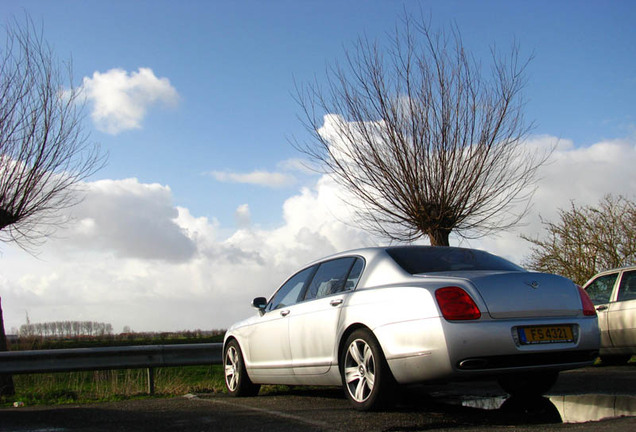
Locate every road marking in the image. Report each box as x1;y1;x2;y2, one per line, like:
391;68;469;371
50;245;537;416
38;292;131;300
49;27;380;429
184;394;338;431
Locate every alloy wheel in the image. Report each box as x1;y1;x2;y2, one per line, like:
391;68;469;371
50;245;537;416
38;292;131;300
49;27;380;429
225;345;239;392
344;338;376;403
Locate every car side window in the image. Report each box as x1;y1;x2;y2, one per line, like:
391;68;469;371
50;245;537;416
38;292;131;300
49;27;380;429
303;257;357;301
345;258;364;291
585;273;619;305
267;266;316;311
617;270;636;302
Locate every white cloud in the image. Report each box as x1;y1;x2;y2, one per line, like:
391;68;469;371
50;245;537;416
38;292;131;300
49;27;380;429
1;135;634;333
210;169;296;188
277;158;317;175
81;68;179;134
63;178;196;262
534;136;636;210
0;173;374;333
234;204;251;228
467;136;636;264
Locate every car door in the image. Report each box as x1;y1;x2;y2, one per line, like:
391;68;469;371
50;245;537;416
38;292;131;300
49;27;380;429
584;272;620;348
245;265;316;379
607;270;636;349
289;257;364;376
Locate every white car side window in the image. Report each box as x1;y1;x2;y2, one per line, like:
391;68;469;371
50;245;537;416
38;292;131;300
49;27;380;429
617;271;636;302
586;273;619;305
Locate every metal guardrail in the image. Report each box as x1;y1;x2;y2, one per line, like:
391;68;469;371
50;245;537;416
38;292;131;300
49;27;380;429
0;343;223;394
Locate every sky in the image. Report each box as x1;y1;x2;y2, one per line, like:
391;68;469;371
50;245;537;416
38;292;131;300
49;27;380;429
0;0;635;334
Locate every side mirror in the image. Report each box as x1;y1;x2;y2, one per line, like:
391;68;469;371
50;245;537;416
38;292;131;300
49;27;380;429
251;297;267;314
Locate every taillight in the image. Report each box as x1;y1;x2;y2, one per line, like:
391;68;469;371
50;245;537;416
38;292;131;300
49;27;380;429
578;286;597;316
435;287;481;320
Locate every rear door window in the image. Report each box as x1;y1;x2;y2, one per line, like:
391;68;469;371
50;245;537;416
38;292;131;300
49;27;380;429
345;258;364;291
585;273;619;305
617;271;636;302
302;257;361;301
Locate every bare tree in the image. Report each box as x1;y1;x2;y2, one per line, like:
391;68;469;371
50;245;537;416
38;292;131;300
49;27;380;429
0;18;104;246
295;15;547;246
0;17;105;395
523;195;636;285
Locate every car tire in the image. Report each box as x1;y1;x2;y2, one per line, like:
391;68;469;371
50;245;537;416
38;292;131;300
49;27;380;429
224;339;260;397
340;328;396;411
600;355;632;365
497;371;559;397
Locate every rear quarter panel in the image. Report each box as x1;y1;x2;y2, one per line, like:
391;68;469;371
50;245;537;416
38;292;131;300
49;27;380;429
339;284;454;382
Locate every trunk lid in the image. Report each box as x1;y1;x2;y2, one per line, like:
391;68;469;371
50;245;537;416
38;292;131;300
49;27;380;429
420;271;582;319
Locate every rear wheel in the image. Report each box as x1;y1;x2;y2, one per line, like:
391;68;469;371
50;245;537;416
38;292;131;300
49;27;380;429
224;340;260;397
340;329;395;411
497;371;559;396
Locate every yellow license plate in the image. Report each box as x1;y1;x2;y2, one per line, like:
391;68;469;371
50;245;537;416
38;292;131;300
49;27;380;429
518;325;574;344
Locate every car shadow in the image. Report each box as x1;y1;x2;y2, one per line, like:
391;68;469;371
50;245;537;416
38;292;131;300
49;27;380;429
258;383;564;425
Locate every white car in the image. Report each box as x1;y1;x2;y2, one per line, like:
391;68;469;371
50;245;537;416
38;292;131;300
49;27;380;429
583;266;636;364
224;246;600;410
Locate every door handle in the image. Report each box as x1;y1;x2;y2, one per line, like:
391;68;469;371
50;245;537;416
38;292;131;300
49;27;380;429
280;310;290;317
596;305;608;311
330;299;343;307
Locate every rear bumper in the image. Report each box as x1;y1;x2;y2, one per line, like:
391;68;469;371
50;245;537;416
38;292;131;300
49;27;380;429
376;316;600;384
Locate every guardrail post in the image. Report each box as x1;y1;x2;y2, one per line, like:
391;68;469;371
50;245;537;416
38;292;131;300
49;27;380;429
147;367;155;395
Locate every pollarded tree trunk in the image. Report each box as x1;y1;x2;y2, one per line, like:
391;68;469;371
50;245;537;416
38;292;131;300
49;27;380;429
0;298;15;396
428;229;451;247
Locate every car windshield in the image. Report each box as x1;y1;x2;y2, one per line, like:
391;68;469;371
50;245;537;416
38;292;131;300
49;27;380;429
386;246;524;274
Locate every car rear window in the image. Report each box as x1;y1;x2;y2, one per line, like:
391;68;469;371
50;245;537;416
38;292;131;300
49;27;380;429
386;246;524;274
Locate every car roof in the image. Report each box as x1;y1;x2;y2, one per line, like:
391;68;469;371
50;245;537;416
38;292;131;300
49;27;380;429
313;245;484;258
304;245;486;266
590;265;636;276
583;265;636;286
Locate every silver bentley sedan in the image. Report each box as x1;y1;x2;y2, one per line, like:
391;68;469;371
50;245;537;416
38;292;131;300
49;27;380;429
223;246;600;411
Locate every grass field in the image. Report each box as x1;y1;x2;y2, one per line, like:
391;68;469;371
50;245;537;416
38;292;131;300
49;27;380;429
1;365;227;407
1;333;228;407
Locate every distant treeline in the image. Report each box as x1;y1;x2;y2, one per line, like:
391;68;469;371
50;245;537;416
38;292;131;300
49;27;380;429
10;327;226;350
117;329;225;340
19;321;114;338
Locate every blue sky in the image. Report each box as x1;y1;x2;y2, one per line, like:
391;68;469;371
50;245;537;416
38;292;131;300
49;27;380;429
1;1;635;332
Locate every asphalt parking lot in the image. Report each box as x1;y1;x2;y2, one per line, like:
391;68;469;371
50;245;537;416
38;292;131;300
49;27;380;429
1;365;634;432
